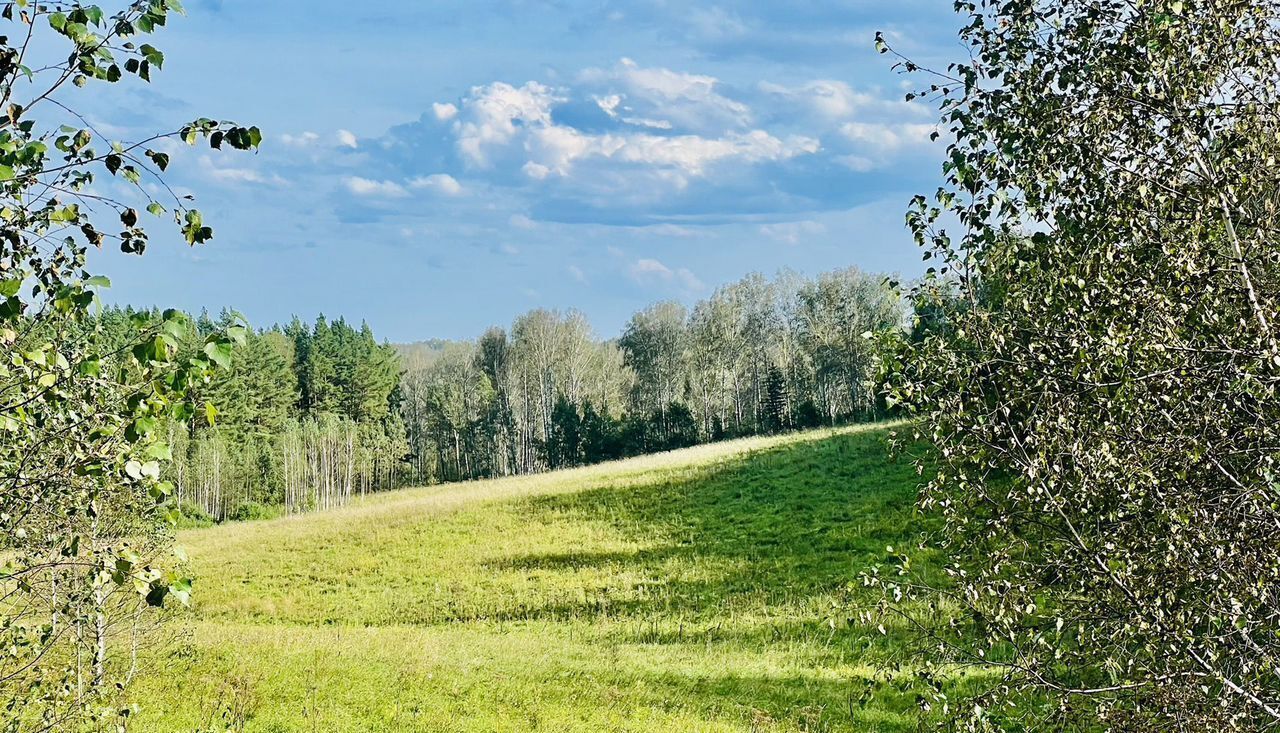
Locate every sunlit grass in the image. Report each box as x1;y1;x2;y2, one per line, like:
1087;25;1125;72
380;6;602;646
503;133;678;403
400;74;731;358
129;422;941;732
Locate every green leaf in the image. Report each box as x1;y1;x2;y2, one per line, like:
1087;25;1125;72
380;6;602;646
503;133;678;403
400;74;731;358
145;442;172;461
139;43;164;68
168;577;193;607
49;204;79;223
203;340;232;369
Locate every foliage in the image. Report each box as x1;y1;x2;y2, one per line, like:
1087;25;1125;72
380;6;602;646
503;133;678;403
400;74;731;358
0;1;257;727
874;0;1280;730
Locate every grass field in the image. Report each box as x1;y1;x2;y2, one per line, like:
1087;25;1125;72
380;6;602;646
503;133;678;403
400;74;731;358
129;423;933;733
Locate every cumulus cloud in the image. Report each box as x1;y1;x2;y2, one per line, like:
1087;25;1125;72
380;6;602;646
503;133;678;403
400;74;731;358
409;173;464;196
432;102;458;121
443;71;816;182
344;176;408;198
365;58;941;225
580;57;751;132
454;81;559;167
336;129;359;149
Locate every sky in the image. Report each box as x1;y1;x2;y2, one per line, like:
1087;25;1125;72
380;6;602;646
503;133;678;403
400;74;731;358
77;1;961;342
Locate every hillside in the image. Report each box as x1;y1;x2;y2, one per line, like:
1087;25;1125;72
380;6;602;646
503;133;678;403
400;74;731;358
129;423;928;733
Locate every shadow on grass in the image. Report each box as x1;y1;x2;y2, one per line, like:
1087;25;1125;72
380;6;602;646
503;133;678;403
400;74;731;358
476;426;944;729
487;427;929;631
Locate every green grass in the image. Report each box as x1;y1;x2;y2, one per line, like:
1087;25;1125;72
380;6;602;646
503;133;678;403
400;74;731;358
129;423;933;732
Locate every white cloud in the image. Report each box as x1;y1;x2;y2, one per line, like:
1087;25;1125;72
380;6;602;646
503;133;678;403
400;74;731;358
337;129;359;149
834;121;936;152
523;125;815;178
198;156;287;186
630;257;672;279
581;58;751;132
454;81;560;167
344;176;408;198
610;130;816;173
628;257;704;292
522;161;552;180
281;131;320;147
760;80;932;123
432;102;458;121
409;173;463;196
397;60;940;224
567;264;587;283
595;94;622;116
509;213;537;229
437;62;819;185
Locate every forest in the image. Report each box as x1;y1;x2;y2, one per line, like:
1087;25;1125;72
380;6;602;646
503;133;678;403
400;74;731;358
107;266;901;521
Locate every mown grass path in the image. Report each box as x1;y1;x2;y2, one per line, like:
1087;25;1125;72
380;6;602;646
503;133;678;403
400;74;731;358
131;423;926;732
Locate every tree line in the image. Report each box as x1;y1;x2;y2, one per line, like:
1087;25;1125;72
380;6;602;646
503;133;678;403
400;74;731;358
88;266;900;520
400;267;903;483
92;309;406;521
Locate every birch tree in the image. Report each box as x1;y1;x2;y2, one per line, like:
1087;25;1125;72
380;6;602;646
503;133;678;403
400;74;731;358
0;2;257;727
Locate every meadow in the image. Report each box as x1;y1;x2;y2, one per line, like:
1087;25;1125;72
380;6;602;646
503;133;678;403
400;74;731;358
129;423;937;732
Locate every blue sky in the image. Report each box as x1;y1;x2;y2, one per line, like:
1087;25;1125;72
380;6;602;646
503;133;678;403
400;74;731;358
82;1;959;342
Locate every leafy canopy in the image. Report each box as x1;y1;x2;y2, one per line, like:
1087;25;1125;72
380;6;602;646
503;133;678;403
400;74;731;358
873;0;1280;730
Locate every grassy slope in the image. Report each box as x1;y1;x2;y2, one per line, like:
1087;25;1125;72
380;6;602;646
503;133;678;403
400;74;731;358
131;423;927;733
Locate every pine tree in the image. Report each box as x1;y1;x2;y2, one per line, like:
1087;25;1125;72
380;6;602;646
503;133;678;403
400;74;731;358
547;395;583;468
761;364;789;434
